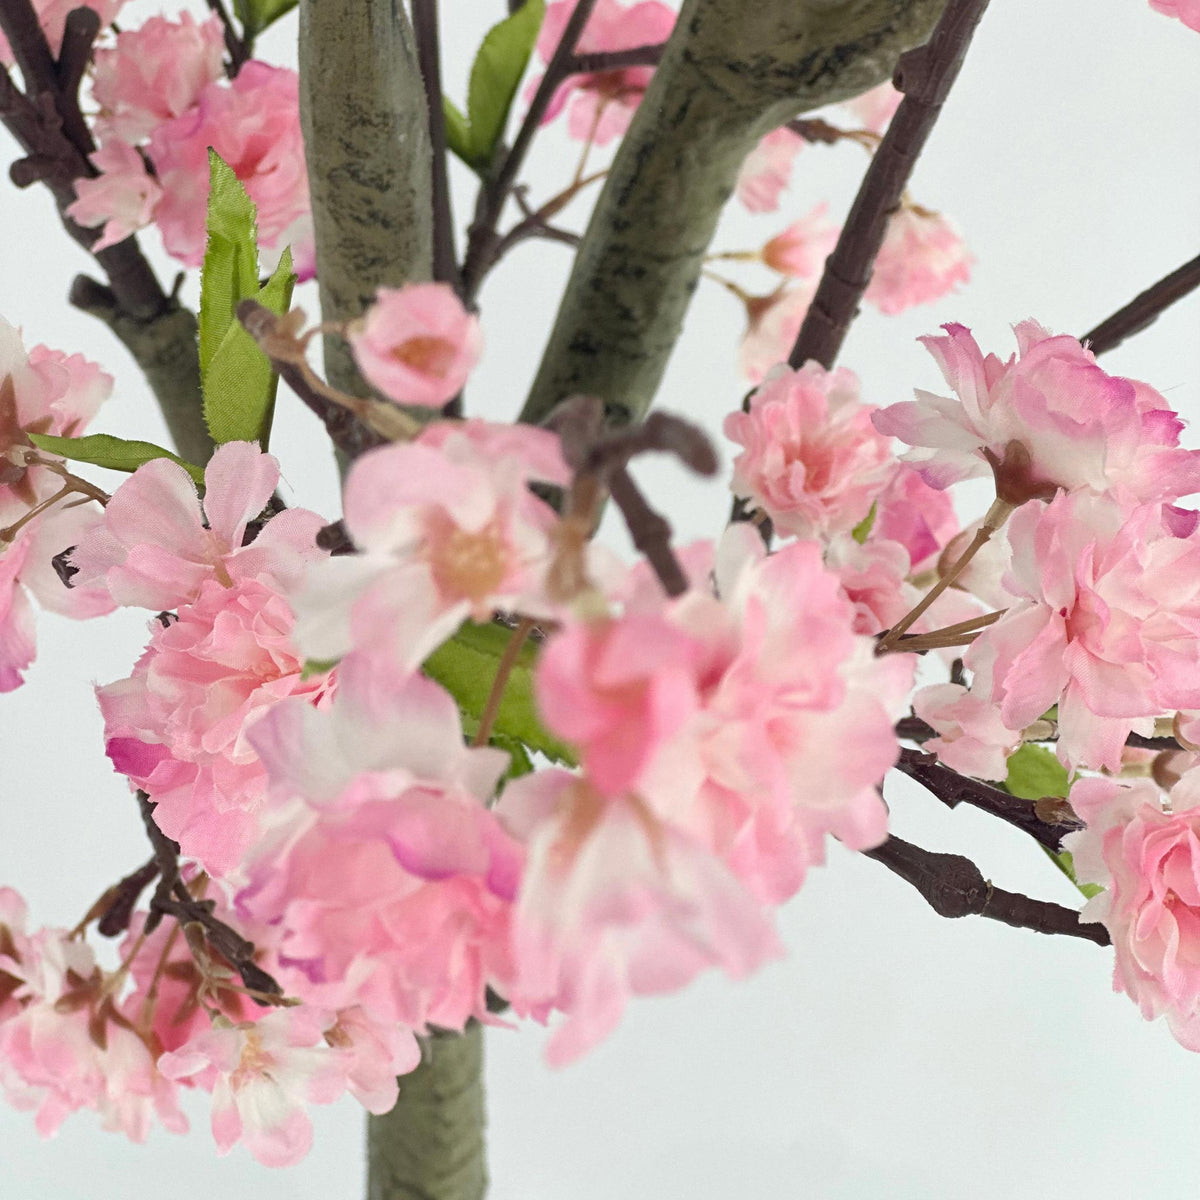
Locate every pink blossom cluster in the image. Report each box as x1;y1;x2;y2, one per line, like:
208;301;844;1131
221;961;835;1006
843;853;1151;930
66;16;312;274
1149;0;1200;33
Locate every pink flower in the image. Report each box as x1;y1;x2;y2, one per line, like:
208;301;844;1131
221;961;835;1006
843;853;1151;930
869;462;960;574
98;573;333;877
724;362;892;539
1066;769;1200;1049
147;62;312;277
760;204;839;278
842;82;902;133
66;140;163;253
533;0;677;146
71;440;327;611
735;127;803;213
239;659;520;1033
912;683;1023;780
290;420;569;671
158;1010;347;1167
873;320;1200;503
497;770;782;1066
347;284;482;408
966;493;1200;771
863;206;972;316
737;285;813;383
1149;0;1200;32
824;534;911;636
91;13;225;141
0;0;124;66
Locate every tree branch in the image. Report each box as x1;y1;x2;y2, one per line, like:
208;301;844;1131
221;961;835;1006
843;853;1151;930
298;0;433;401
204;0;251;74
520;0;950;431
565;42;664;74
411;0;458;290
863;835;1110;946
789;0;991;372
1081;251;1200;358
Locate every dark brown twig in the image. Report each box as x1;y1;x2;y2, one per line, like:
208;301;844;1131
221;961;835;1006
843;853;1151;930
863;835;1110;946
565;42;664;74
461;0;599;302
608;467;689;597
788;0;991;371
1081;252;1200;358
95;857;160;938
204;0;251;74
411;0;458;291
894;747;1078;852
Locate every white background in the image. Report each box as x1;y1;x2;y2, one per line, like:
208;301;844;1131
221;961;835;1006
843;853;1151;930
1;1;1199;1197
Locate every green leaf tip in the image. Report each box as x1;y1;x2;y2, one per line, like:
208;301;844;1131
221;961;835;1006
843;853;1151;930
28;433;206;487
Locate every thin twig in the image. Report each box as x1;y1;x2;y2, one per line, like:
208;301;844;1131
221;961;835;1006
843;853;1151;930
788;0;992;371
863;835;1109;945
565;42;664;74
411;0;458;290
608;467;689;597
204;0;250;74
473;618;535;747
461;0;600;302
893;747;1078;852
1081;251;1200;358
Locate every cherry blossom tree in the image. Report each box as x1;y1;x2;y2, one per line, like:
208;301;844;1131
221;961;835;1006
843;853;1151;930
0;1;1199;1198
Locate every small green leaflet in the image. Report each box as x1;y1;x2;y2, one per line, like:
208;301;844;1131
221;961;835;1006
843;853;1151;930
233;0;296;39
27;433;206;487
198;152;294;449
422;620;578;768
851;502;877;545
1003;742;1068;801
446;0;545;170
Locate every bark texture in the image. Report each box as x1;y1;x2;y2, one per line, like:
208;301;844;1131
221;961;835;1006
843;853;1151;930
298;0;434;397
521;0;949;428
366;1026;487;1200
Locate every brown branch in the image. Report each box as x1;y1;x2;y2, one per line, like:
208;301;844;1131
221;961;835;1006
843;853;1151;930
411;0;457;291
204;0;250;74
894;747;1078;852
95;857;160;938
460;0;599;302
608;467;688;597
788;0;992;371
1081;251;1200;358
565;42;664;74
863;835;1110;946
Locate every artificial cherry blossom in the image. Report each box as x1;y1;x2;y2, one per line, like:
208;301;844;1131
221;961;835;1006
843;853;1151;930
862;204;972;316
67;139;163;252
1149;0;1200;32
735;127;803;213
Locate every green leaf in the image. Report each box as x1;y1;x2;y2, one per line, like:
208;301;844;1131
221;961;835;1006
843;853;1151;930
422;620;577;767
28;433;206;487
1043;846;1105;901
233;0;297;38
202;248;295;448
198;151;259;381
1003;742;1069;801
442;97;477;169
851;502;877;545
300;657;340;682
466;0;545;167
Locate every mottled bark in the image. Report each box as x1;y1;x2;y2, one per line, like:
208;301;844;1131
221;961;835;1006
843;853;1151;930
298;0;433;398
367;1026;487;1200
521;0;949;428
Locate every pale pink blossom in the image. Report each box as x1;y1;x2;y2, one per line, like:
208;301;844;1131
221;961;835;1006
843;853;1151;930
0;0;124;66
1066;769;1200;1049
533;0;676;146
842;82;902;133
737;285;813;383
147;62;312;277
966;492;1200;772
724;362;892;539
66;139;163;252
869;462;960;574
736;127;803;213
912;683;1023;780
290;420;569;671
1149;0;1200;32
158;1010;346;1166
348;284;482;408
91;13;225;141
99;573;333;877
0;535;34;692
497;770;782;1065
863;206;972;316
239;658;519;1032
874;320;1200;503
824;534;910;636
323;1007;421;1115
72;439;327;611
761;204;839;278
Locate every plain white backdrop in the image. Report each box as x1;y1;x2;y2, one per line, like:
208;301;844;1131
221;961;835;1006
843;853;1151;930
1;1;1199;1196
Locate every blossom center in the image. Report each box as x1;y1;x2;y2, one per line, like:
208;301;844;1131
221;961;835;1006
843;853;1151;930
427;521;509;604
390;336;458;378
